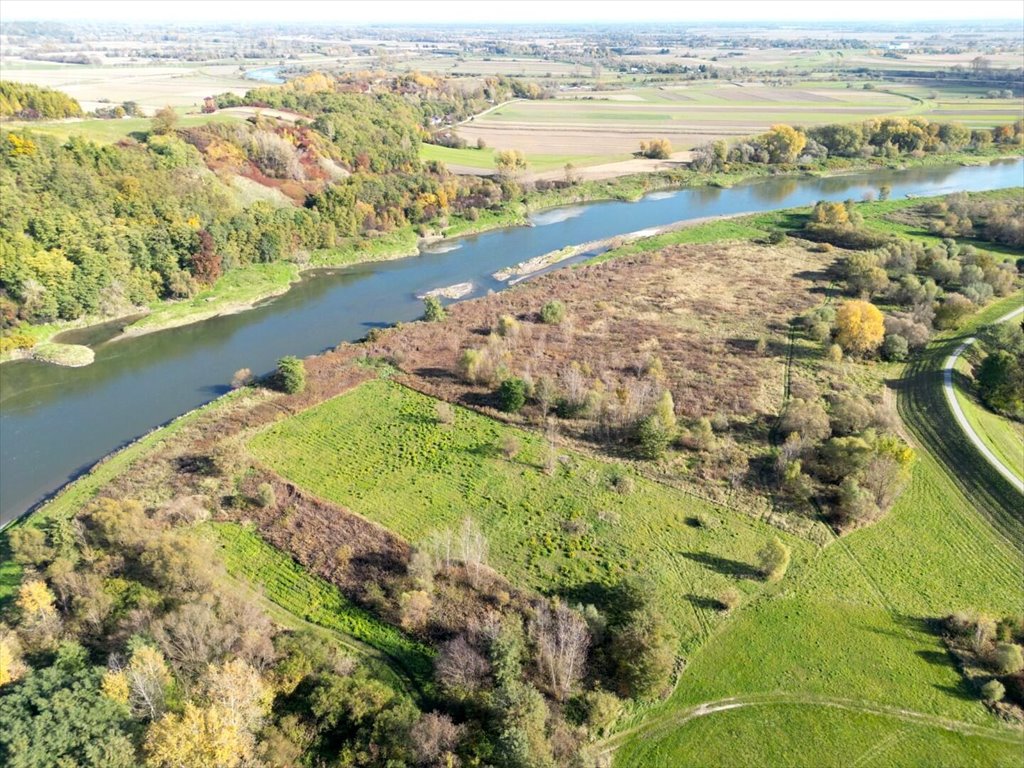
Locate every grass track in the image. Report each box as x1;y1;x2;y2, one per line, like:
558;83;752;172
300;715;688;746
612;699;1023;768
952;349;1024;487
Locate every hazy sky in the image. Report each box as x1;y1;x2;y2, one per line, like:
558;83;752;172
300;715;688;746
1;0;1022;24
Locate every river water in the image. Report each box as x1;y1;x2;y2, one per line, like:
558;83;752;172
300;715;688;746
1;159;1022;524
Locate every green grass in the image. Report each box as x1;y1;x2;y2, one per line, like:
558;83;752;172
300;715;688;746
419;142;627;172
615;703;1023;768
897;293;1024;549
249;379;809;650
9;112;245;144
953;356;1024;486
206;521;434;694
420;143;497;169
612;292;1024;766
124;262;300;335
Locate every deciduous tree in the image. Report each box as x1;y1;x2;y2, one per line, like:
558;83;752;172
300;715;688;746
834;300;885;356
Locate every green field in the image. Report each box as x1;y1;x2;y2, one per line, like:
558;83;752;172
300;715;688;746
419;142;626;172
610;292;1024;765
249;379;810;650
6;110;246;144
614;702;1024;767
207;521;434;694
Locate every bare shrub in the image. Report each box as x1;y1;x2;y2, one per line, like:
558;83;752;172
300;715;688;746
435;401;455;425
231;368;254;388
530;600;590;701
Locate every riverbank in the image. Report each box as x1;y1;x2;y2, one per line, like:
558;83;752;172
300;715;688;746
2;148;1019;367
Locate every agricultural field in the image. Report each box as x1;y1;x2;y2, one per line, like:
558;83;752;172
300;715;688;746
455;80;1023;156
3;108;247;143
249;378;810;652
0;61;255;112
419;142;628;173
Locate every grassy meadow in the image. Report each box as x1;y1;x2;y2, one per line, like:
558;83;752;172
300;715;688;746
249;378;810;651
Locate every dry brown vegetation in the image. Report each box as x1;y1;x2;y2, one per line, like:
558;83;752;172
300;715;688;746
374;240;832;434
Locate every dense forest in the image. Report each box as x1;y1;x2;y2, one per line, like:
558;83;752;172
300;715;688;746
0;75;521;339
0;81;82;120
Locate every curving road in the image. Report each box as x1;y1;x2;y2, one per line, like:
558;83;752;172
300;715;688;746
942;305;1024;495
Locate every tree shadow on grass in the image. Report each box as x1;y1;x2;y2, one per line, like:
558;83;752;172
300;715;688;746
916;649;954;667
556;580;646;625
934;679;977;702
686;594;725;611
412;366;460;383
681;551;761;579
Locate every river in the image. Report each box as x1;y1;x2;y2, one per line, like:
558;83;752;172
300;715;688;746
1;159;1022;524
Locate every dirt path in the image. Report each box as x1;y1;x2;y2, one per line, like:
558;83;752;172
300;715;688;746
942;305;1024;494
598;691;1023;757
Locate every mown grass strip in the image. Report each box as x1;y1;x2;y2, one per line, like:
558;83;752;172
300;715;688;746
206;521;435;694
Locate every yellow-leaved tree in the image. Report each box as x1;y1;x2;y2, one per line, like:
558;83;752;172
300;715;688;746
146;703;249;768
763;124;807;163
0;626;27;687
16;580;56;623
204;658;273;733
835;300;885;356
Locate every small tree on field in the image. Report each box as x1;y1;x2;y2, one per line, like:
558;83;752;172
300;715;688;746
497;378;527;413
274;356;306;394
497;314;520;337
757;538;791;582
639;138;672;159
435;401;455;425
540;300;566;325
495;149;527;178
500;435;521;460
718;587;741;612
981;679;1005;702
150;105;179;135
423;296;446;322
635;390;677;459
255;483;275;509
